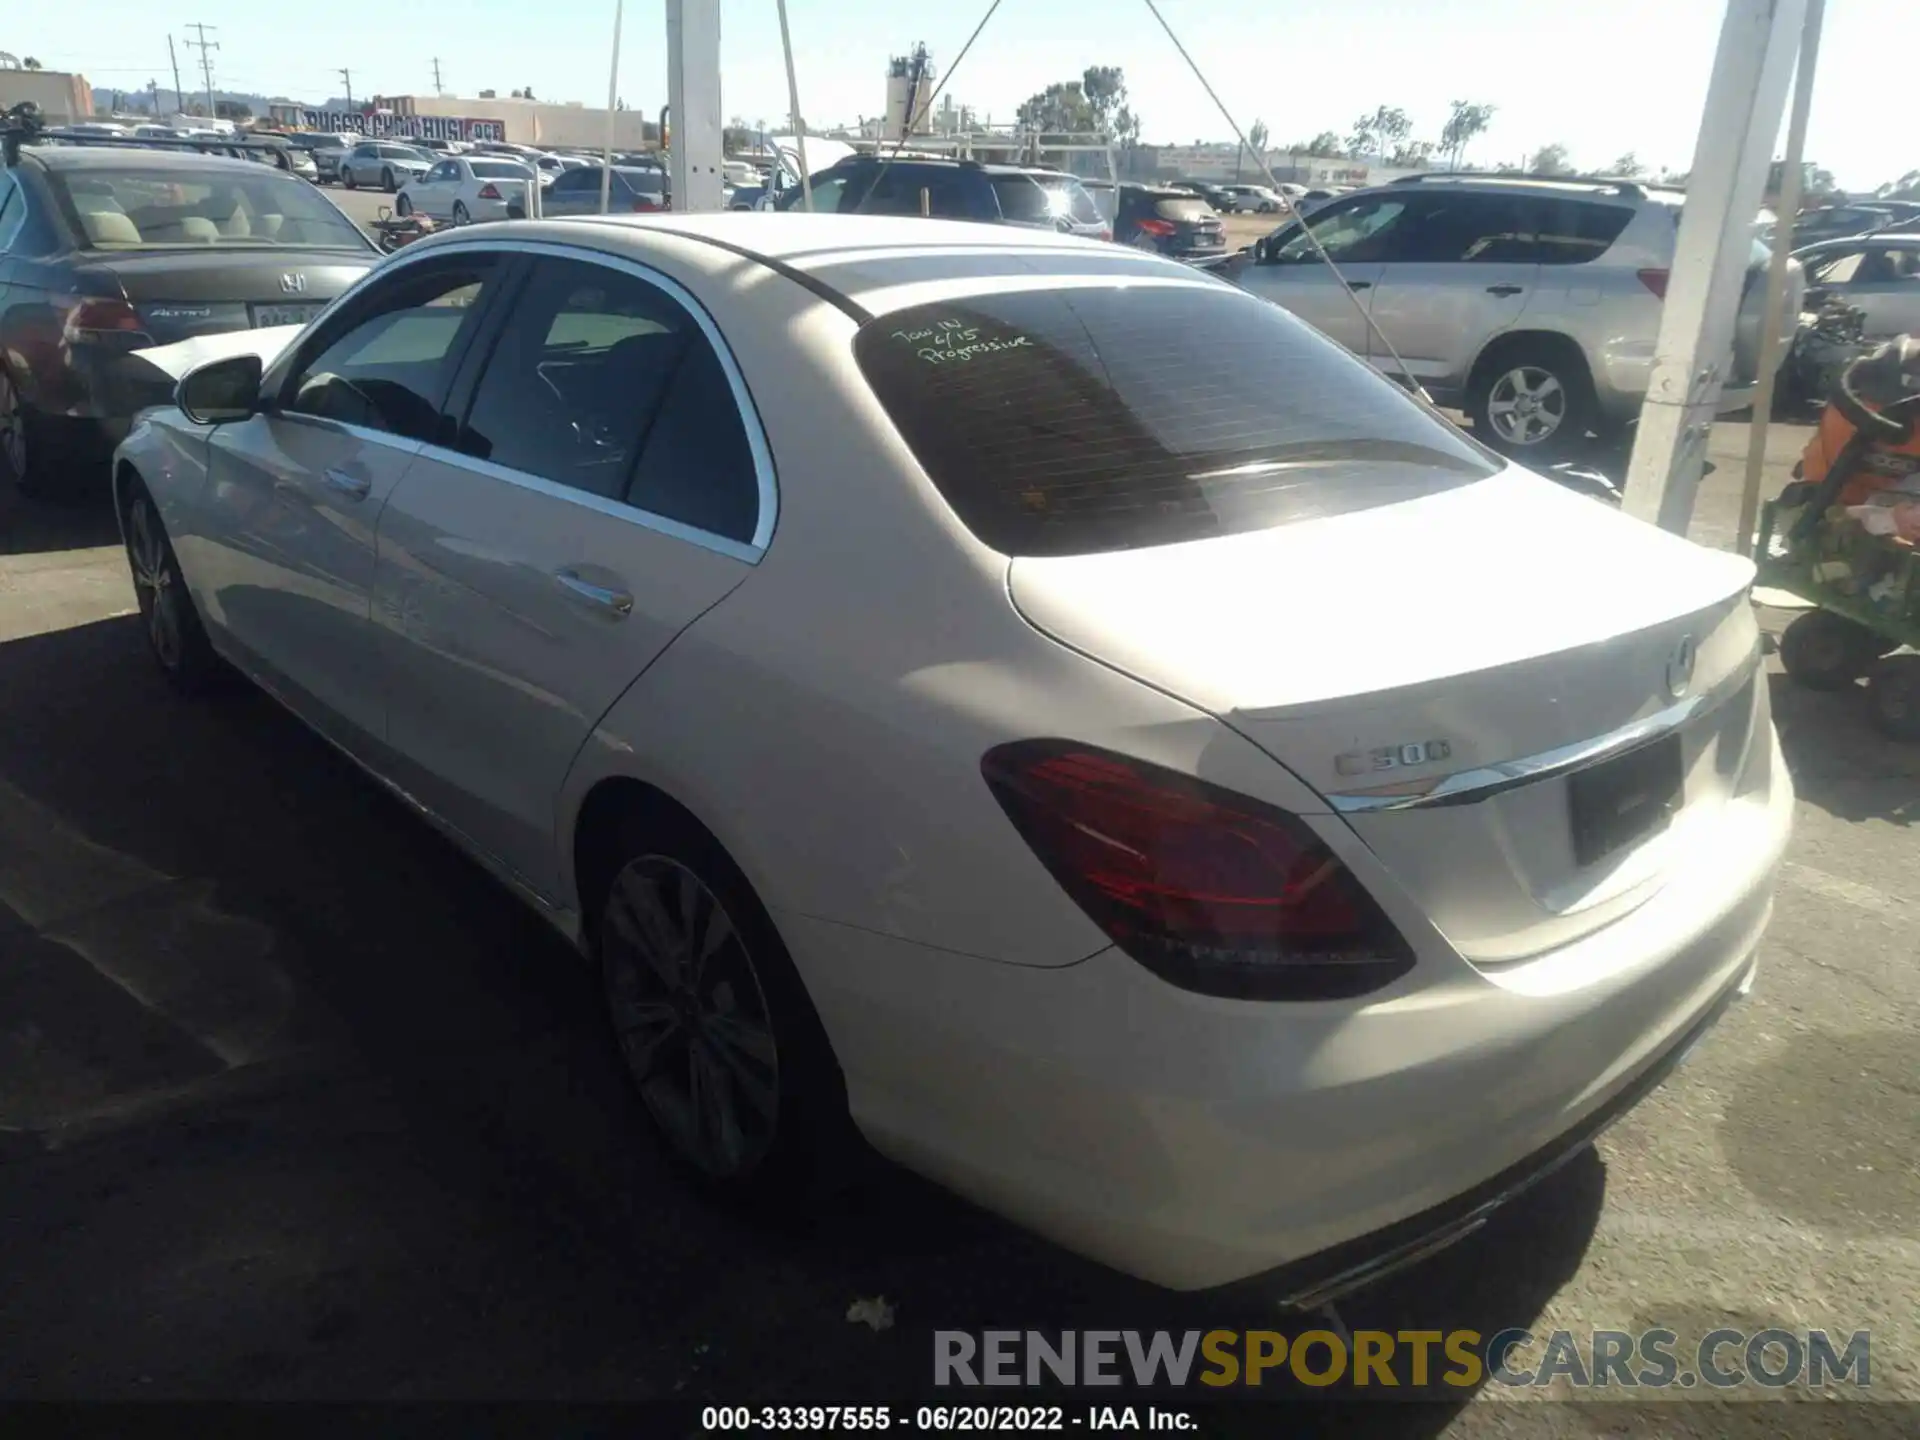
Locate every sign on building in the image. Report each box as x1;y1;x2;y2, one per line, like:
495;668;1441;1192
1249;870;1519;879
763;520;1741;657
273;107;506;142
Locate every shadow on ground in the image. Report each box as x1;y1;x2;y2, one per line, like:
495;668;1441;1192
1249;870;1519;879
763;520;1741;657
0;615;1603;1424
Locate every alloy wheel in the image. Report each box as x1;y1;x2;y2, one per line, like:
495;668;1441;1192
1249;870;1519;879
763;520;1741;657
602;855;781;1179
126;495;184;670
1485;366;1568;446
0;371;24;482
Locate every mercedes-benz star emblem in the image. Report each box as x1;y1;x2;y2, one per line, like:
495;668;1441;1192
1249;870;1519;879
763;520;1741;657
279;273;308;295
1665;634;1697;701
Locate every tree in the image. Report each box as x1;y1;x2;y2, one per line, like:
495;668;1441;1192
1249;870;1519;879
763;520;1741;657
1609;152;1645;178
1528;142;1572;175
1018;80;1093;134
1297;129;1345;158
1391;139;1435;168
1239;117;1269;180
23;57;42;70
1439;101;1495;170
1349;105;1411;160
1078;65;1139;145
522;85;535;101
478;88;497;99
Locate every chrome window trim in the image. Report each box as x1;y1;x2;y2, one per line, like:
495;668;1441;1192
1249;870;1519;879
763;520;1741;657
1325;643;1762;815
344;234;778;555
267;411;425;462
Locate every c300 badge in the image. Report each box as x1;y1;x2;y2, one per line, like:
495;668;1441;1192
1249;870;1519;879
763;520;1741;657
1335;739;1454;777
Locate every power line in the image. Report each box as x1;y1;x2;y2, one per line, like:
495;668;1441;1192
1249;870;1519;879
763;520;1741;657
182;22;219;118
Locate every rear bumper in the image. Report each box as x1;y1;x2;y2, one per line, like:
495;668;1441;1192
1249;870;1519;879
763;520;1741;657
780;731;1791;1293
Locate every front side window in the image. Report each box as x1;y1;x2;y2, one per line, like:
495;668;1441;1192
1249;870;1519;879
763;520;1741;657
281;257;495;440
455;255;761;542
1270;195;1409;264
1808;249;1866;285
426;162;457;184
855;286;1497;558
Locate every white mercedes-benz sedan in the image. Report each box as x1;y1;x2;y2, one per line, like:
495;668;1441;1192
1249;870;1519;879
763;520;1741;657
112;214;1791;1299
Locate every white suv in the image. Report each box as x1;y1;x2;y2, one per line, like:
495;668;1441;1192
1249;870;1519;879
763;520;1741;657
1238;174;1802;457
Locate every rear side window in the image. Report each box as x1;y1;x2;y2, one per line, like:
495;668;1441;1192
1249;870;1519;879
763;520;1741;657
856;287;1498;558
989;175;1051;223
1530;199;1634;264
1035;177;1101;225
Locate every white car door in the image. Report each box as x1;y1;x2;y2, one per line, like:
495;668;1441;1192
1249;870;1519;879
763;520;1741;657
414;160;458;217
373;247;769;898
194;251;504;753
1236;192;1399;356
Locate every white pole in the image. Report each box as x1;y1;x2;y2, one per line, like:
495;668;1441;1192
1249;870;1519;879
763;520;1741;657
1736;0;1824;556
774;0;812;210
601;0;625;214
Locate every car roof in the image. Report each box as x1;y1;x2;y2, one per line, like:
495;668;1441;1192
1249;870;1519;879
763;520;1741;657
445;212;1223;320
22;144;277;174
1801;231;1920;248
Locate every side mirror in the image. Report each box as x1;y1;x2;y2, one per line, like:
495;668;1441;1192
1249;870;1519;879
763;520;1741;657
177;354;263;426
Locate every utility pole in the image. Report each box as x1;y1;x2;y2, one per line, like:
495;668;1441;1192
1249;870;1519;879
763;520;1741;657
183;22;219;119
338;68;353;110
167;36;185;115
432;57;443;96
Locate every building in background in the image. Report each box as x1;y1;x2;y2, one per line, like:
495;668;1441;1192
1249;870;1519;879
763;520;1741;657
272;93;651;150
883;46;935;143
0;66;94;127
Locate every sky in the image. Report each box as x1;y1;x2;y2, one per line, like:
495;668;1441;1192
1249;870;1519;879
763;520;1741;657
24;0;1915;191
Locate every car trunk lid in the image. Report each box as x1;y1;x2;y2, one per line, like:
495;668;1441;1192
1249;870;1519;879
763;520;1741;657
1007;467;1764;962
78;250;374;343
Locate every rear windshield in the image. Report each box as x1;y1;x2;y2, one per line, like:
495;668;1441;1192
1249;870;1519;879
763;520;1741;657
51;167;371;250
469;160;532;178
1033;175;1102;226
1154;195;1213;221
855;286;1498;558
989;174;1053;223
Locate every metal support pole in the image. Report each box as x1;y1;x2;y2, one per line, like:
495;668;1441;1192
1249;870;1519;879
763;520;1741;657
1736;0;1825;555
665;0;724;212
601;0;625;214
1621;0;1808;536
774;0;812;211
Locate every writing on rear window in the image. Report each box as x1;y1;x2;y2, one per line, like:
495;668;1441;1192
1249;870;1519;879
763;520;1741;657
890;318;1033;365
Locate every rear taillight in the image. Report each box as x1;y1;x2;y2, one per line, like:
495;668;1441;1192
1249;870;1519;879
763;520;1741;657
1136;217;1177;237
1097;226;1112;242
60;297;148;345
632;197;660;212
477;182;502;200
1637;268;1670;298
982;741;1414;1000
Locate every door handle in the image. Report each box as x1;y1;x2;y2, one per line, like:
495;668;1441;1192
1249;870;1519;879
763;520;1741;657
1486;283;1526;297
321;468;372;501
555;569;634;617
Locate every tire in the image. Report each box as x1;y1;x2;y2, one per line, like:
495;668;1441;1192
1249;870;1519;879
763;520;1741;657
592;805;850;1203
0;367;71;501
342;167;357;190
452;201;470;226
394;193;412;217
382;168;397;193
121;476;222;692
1867;654;1920;742
1778;609;1885;691
1468;343;1597;461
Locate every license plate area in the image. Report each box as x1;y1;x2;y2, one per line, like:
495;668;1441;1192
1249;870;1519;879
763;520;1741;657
1567;734;1683;868
251;302;324;328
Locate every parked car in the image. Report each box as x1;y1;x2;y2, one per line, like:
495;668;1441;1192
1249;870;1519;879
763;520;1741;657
281;131;353;183
397;155;538;225
1023;169;1111;240
1216;183;1295;214
537;164;670;217
1793;233;1920;341
0;144;377;499
338;140;434;192
1237;173;1804;458
114;212;1789;1299
1113;182;1229;265
773;155;1058;230
1784;203;1908;247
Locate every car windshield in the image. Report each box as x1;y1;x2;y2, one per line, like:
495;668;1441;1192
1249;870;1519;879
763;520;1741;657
53;167;372;250
855;286;1499;558
987;174;1053;224
469;159;532;178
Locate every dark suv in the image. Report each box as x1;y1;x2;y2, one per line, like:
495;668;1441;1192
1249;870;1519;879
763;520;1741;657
775;156;1061;230
1114;184;1228;266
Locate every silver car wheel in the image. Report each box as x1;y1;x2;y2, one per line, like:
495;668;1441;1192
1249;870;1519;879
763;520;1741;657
0;371;24;480
126;495;183;670
1485;366;1568;446
602;855;781;1179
